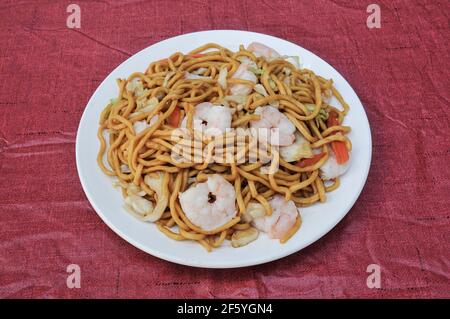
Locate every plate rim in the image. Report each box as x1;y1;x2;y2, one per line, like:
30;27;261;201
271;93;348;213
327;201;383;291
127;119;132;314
76;29;372;268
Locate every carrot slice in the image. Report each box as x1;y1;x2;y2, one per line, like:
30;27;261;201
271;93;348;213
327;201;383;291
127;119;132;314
295;153;325;168
167;107;181;127
331;141;349;164
327;111;340;127
327;110;349;164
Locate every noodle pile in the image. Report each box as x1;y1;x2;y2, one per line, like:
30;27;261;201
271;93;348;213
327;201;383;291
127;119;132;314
97;43;352;251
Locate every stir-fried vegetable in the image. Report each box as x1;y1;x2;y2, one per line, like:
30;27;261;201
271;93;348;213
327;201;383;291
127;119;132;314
280;132;313;162
295;153;325;168
327;111;349;164
168;107;181;127
218;67;228;89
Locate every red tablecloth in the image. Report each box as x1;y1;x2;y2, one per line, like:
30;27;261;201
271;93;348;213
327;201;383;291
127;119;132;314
1;0;449;298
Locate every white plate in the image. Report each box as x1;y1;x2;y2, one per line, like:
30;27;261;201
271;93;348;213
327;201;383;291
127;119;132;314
76;30;372;268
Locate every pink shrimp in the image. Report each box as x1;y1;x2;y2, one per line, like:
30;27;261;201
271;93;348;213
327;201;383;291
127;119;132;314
247;42;281;60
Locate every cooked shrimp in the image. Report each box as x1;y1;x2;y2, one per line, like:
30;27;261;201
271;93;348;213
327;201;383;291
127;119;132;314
181;102;234;136
247;42;280;60
320;147;350;180
179;174;237;231
252;195;298;239
230;63;257;96
250;105;296;146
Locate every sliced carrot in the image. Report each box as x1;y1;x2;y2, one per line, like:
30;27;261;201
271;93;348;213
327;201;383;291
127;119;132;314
327;110;340;127
167;107;181;127
331;141;349;164
326;110;349;164
295;153;325;168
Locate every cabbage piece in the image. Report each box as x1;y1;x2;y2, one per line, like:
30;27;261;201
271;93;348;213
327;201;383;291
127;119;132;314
133;120;150;134
304;103;315;113
268;79;277;90
163;71;175;87
269;100;280;108
143;172;169;222
192;67;208;75
231;228;259;248
242;202;266;223
279;132;312;162
109;97;119;105
280;55;301;69
253;84;268;97
126;79;147;97
315;108;329;128
184;72;211;80
224;95;247;105
120;164;131;173
218;67;228;89
124;194;154;217
237;56;261;74
248;66;264;75
113;180;146;197
236;56;251;64
304;103;328;127
131;97;159;119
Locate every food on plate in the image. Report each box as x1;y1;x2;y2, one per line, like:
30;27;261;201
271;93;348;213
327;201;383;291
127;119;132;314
97;42;352;251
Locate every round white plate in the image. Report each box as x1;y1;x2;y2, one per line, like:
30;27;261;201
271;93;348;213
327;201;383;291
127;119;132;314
76;30;372;268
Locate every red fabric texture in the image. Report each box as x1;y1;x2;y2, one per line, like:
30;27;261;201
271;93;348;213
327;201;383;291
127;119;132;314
0;0;449;298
